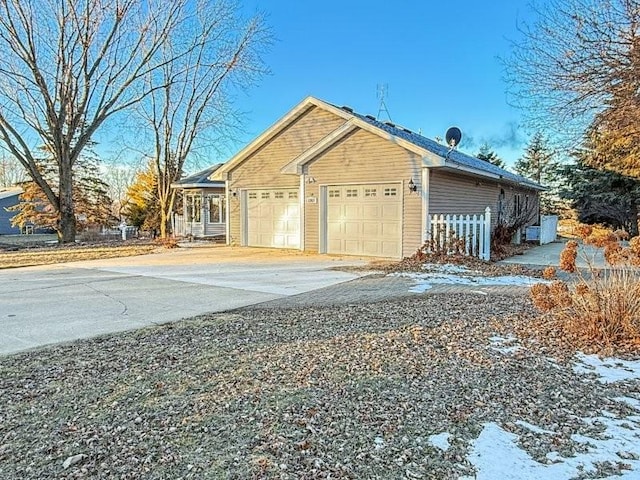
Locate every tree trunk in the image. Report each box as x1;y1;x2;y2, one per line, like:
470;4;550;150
160;208;170;239
629;204;639;237
58;161;76;243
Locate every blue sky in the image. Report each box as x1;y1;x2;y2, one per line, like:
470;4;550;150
230;0;536;169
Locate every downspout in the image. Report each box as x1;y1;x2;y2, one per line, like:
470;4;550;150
299;174;306;251
421;167;430;244
225;179;231;245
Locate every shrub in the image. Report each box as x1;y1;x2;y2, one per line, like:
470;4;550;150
530;229;640;354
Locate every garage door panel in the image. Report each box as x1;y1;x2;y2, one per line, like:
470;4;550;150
246;189;300;249
326;183;401;258
362;222;381;236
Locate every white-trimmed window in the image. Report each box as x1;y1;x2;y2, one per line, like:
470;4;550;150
186;194;202;223
384;187;398;197
514;193;522;215
207;195;226;224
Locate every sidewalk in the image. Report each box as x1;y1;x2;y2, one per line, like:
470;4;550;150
498;239;606;269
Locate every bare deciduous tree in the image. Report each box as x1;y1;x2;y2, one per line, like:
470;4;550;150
0;0;198;242
138;0;270;238
505;0;640;146
103;162;138;222
0;154;26;187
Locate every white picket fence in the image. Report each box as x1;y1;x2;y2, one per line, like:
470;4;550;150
426;207;492;261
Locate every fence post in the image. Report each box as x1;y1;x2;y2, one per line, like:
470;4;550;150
482;207;491;261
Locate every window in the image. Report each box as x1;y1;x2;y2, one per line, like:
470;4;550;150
364;188;377;197
261;192;270;199
208;195;226;224
329;189;340;198
274;191;284;199
514;193;522;215
185;194;202;223
384;187;397;197
288;191;298;199
346;189;358;197
248;192;257;199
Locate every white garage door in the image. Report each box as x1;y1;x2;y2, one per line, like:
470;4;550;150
326;183;402;257
246;189;300;248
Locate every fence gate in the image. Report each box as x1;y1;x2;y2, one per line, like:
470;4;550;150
426;207;491;261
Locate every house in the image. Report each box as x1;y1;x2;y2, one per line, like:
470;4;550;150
170;164;226;239
199;96;543;258
0;187;22;235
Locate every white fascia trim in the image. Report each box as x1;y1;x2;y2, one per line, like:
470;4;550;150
280;119;359;174
211;97;321;180
171;182;225;189
440;163;502;180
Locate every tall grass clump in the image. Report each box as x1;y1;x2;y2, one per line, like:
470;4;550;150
530;228;640;354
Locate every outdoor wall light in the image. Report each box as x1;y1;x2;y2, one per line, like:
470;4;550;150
408;178;417;193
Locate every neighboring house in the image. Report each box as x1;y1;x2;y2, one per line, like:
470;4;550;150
0;187;22;235
206;96;542;259
171;164;226;239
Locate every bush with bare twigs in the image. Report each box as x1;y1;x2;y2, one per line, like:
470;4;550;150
530;229;640;354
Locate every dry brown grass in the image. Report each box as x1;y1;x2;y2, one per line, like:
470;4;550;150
530;228;640;355
0;244;159;269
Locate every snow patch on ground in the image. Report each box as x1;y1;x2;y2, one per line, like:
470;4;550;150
489;335;523;355
515;420;554;435
573;353;640;383
466;418;640;480
393;264;546;293
428;432;451;452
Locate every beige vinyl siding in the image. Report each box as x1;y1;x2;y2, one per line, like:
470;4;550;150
429;169;500;215
306;129;423;258
226;106;344;245
430;169;540;229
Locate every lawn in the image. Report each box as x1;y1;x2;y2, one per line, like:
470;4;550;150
1;292;639;479
0;239;159;269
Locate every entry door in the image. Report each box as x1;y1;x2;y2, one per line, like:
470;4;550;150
246;189;300;248
325;183;402;257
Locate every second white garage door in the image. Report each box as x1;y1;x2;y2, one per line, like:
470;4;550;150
246;189;300;248
325;183;402;257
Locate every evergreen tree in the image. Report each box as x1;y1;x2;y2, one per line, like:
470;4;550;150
560;151;640;236
9;147;114;232
475;143;505;168
515;132;564;214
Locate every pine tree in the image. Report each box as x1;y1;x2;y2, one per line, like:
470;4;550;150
560;150;640;236
475;143;505;168
9;147;114;232
515;132;564;214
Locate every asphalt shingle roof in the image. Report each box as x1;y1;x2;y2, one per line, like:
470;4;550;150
173;164;224;186
344;108;542;190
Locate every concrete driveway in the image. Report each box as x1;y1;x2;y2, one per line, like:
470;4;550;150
0;246;369;355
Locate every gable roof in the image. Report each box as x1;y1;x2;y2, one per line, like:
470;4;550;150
214;96;544;190
0;187;22;201
171;164;225;189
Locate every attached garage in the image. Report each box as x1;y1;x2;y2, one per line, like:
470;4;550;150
244;188;300;248
212;96;543;260
321;183;402;257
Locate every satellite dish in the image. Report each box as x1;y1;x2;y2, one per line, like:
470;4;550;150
445;127;462;148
